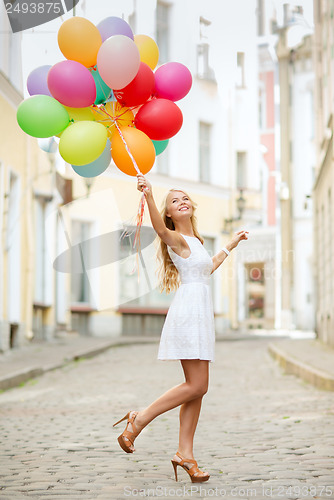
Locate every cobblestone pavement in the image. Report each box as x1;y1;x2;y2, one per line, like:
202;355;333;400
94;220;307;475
0;339;333;500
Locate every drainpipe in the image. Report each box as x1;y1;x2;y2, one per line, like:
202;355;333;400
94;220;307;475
25;136;34;340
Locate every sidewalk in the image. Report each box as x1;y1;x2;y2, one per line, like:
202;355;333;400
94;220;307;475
1;330;334;391
0;334;160;391
268;337;334;391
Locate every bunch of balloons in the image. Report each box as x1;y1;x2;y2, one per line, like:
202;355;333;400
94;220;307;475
17;15;192;179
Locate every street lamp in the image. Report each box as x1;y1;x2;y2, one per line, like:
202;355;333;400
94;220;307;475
223;188;246;232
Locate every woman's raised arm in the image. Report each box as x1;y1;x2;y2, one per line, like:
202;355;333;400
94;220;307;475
211;230;249;274
136;173;182;249
137;173;167;237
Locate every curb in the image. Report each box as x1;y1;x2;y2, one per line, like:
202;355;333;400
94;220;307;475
268;342;334;391
0;333;304;392
0;367;44;391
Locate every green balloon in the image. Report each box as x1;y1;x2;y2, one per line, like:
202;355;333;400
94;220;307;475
152;139;169;156
17;95;70;138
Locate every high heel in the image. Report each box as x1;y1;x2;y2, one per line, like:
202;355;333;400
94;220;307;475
113;411;140;453
171;452;210;483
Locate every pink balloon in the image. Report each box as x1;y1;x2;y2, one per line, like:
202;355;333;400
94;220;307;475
47;61;96;108
97;35;140;90
154;62;192;101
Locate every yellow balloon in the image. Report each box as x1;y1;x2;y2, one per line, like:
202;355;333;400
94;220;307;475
90;106;110;126
134;35;159;70
64;106;95;122
56;106;95;138
58;17;102;68
91;102;134;137
59;121;107;166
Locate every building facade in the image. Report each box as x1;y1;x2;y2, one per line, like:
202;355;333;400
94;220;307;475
61;0;264;336
0;2;63;350
1;0;267;350
254;1;315;332
312;0;334;345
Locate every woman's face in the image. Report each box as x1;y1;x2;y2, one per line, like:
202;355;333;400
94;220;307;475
166;191;193;221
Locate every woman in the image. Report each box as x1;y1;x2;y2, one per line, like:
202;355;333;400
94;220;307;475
113;173;249;483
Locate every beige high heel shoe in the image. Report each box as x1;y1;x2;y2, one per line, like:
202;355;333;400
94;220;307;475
113;411;140;453
171;452;210;483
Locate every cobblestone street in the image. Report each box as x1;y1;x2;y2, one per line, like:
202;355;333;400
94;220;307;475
0;339;333;500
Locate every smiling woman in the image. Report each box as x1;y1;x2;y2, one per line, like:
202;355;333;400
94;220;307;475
112;172;248;484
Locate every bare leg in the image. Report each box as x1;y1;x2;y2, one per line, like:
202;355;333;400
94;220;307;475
124;359;209;451
173;360;210;478
178;359;209;457
136;359;208;426
178;396;203;458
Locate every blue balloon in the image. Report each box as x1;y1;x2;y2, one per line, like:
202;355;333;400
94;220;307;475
152;139;169;156
71;139;111;178
91;66;111;105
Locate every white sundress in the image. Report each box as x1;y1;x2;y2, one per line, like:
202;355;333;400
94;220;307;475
157;233;215;363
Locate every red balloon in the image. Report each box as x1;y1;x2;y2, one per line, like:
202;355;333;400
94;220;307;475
134;98;183;140
113;62;155;107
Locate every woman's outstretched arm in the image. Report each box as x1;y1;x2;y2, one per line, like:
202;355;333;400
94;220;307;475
210;230;249;274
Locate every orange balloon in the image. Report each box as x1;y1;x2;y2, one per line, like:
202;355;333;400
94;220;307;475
58;17;102;68
111;126;155;175
91;102;134;136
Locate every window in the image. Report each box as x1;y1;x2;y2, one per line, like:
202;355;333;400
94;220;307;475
156;2;170;64
236;52;245;88
236;152;247;189
257;0;265;36
245;263;265;319
316;0;322;22
199;122;211;183
258;83;266;129
197;17;215;80
328;189;333;306
71;220;92;304
308;90;314;139
6;171;21;322
34;197;47;303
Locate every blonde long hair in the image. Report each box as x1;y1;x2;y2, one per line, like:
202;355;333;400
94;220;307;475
155;189;203;294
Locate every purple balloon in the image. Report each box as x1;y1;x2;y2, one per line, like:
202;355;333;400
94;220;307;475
96;16;134;42
27;65;52;97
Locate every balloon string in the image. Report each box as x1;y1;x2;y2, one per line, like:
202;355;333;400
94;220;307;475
113;121;140;174
92;104;135;130
113;120;148;283
91;105;147;282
